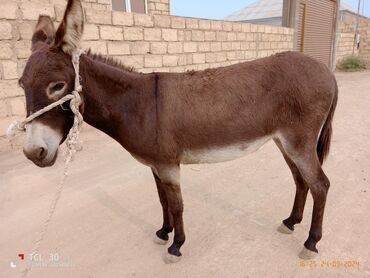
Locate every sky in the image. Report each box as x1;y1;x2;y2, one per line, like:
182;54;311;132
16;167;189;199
171;0;370;20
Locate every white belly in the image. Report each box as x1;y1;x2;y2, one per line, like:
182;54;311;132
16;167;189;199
181;137;270;164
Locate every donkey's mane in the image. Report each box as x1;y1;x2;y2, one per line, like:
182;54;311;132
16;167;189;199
86;49;136;72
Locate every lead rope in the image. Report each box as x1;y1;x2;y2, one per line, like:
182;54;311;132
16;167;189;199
6;49;85;278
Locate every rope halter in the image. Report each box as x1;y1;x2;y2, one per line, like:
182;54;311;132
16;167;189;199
6;49;85;162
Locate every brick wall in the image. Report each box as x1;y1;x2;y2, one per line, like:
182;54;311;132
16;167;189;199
87;12;294;73
357;19;370;63
80;0;112;11
336;32;357;62
148;0;170;15
337;19;370;64
0;0;294;146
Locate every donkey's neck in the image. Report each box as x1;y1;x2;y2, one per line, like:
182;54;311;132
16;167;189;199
79;55;158;156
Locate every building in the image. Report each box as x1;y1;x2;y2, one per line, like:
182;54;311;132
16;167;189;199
110;0;169;15
225;0;366;26
224;0;283;26
340;2;368;24
78;0;169;15
225;0;350;68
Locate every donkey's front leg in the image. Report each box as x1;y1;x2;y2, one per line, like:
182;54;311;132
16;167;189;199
152;169;173;244
152;164;185;263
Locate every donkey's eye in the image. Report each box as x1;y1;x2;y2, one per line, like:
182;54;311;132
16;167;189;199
47;81;67;98
53;82;66;91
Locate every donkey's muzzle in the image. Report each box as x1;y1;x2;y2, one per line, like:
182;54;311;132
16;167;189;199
23;122;62;167
23;145;47;162
23;144;56;168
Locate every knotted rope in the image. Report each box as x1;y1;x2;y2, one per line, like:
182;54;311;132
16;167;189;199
5;49;85;278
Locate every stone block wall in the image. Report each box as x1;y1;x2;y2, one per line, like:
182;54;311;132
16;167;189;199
357;19;370;63
80;0;112;11
148;0;170;15
337;19;370;64
0;0;294;145
56;0;112;11
336;32;357;62
82;11;294;73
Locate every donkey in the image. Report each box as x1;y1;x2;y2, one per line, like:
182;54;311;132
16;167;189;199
19;0;337;263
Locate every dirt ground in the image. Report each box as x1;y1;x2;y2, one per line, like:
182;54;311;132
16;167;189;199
0;71;369;278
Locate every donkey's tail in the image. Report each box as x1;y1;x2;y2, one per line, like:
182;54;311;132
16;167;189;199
317;79;338;165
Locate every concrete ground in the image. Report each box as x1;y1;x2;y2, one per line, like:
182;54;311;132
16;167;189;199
0;72;369;278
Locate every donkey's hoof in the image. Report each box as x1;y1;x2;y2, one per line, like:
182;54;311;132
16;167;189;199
154;235;168;245
299;247;318;260
277;223;294;234
164;253;182;264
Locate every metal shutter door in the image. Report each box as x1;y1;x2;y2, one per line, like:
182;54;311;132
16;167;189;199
303;0;336;66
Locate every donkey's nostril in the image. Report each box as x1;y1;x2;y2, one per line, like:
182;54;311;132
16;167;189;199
37;147;48;160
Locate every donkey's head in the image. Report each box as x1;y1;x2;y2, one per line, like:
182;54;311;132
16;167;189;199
20;0;84;167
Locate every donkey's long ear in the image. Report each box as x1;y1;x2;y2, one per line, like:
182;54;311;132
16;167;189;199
32;16;56;51
53;0;84;54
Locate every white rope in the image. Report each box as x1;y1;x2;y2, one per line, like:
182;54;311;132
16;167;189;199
6;49;85;278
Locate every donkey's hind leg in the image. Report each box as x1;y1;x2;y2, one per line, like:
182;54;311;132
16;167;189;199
152;169;173;245
278;134;330;259
274;138;309;234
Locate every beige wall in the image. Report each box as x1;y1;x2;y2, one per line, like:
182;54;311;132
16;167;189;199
339;11;367;25
337;19;370;64
336;32;358;61
148;0;170;15
80;0;112;11
82;11;294;73
0;0;294;145
357;19;370;63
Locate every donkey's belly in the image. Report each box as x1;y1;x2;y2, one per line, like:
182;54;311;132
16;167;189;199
181;137;270;164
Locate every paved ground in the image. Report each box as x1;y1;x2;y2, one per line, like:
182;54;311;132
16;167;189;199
0;72;369;278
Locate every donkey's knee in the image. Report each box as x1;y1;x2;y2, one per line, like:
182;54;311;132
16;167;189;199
309;174;330;200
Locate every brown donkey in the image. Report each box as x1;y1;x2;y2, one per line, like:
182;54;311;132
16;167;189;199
19;0;337;263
